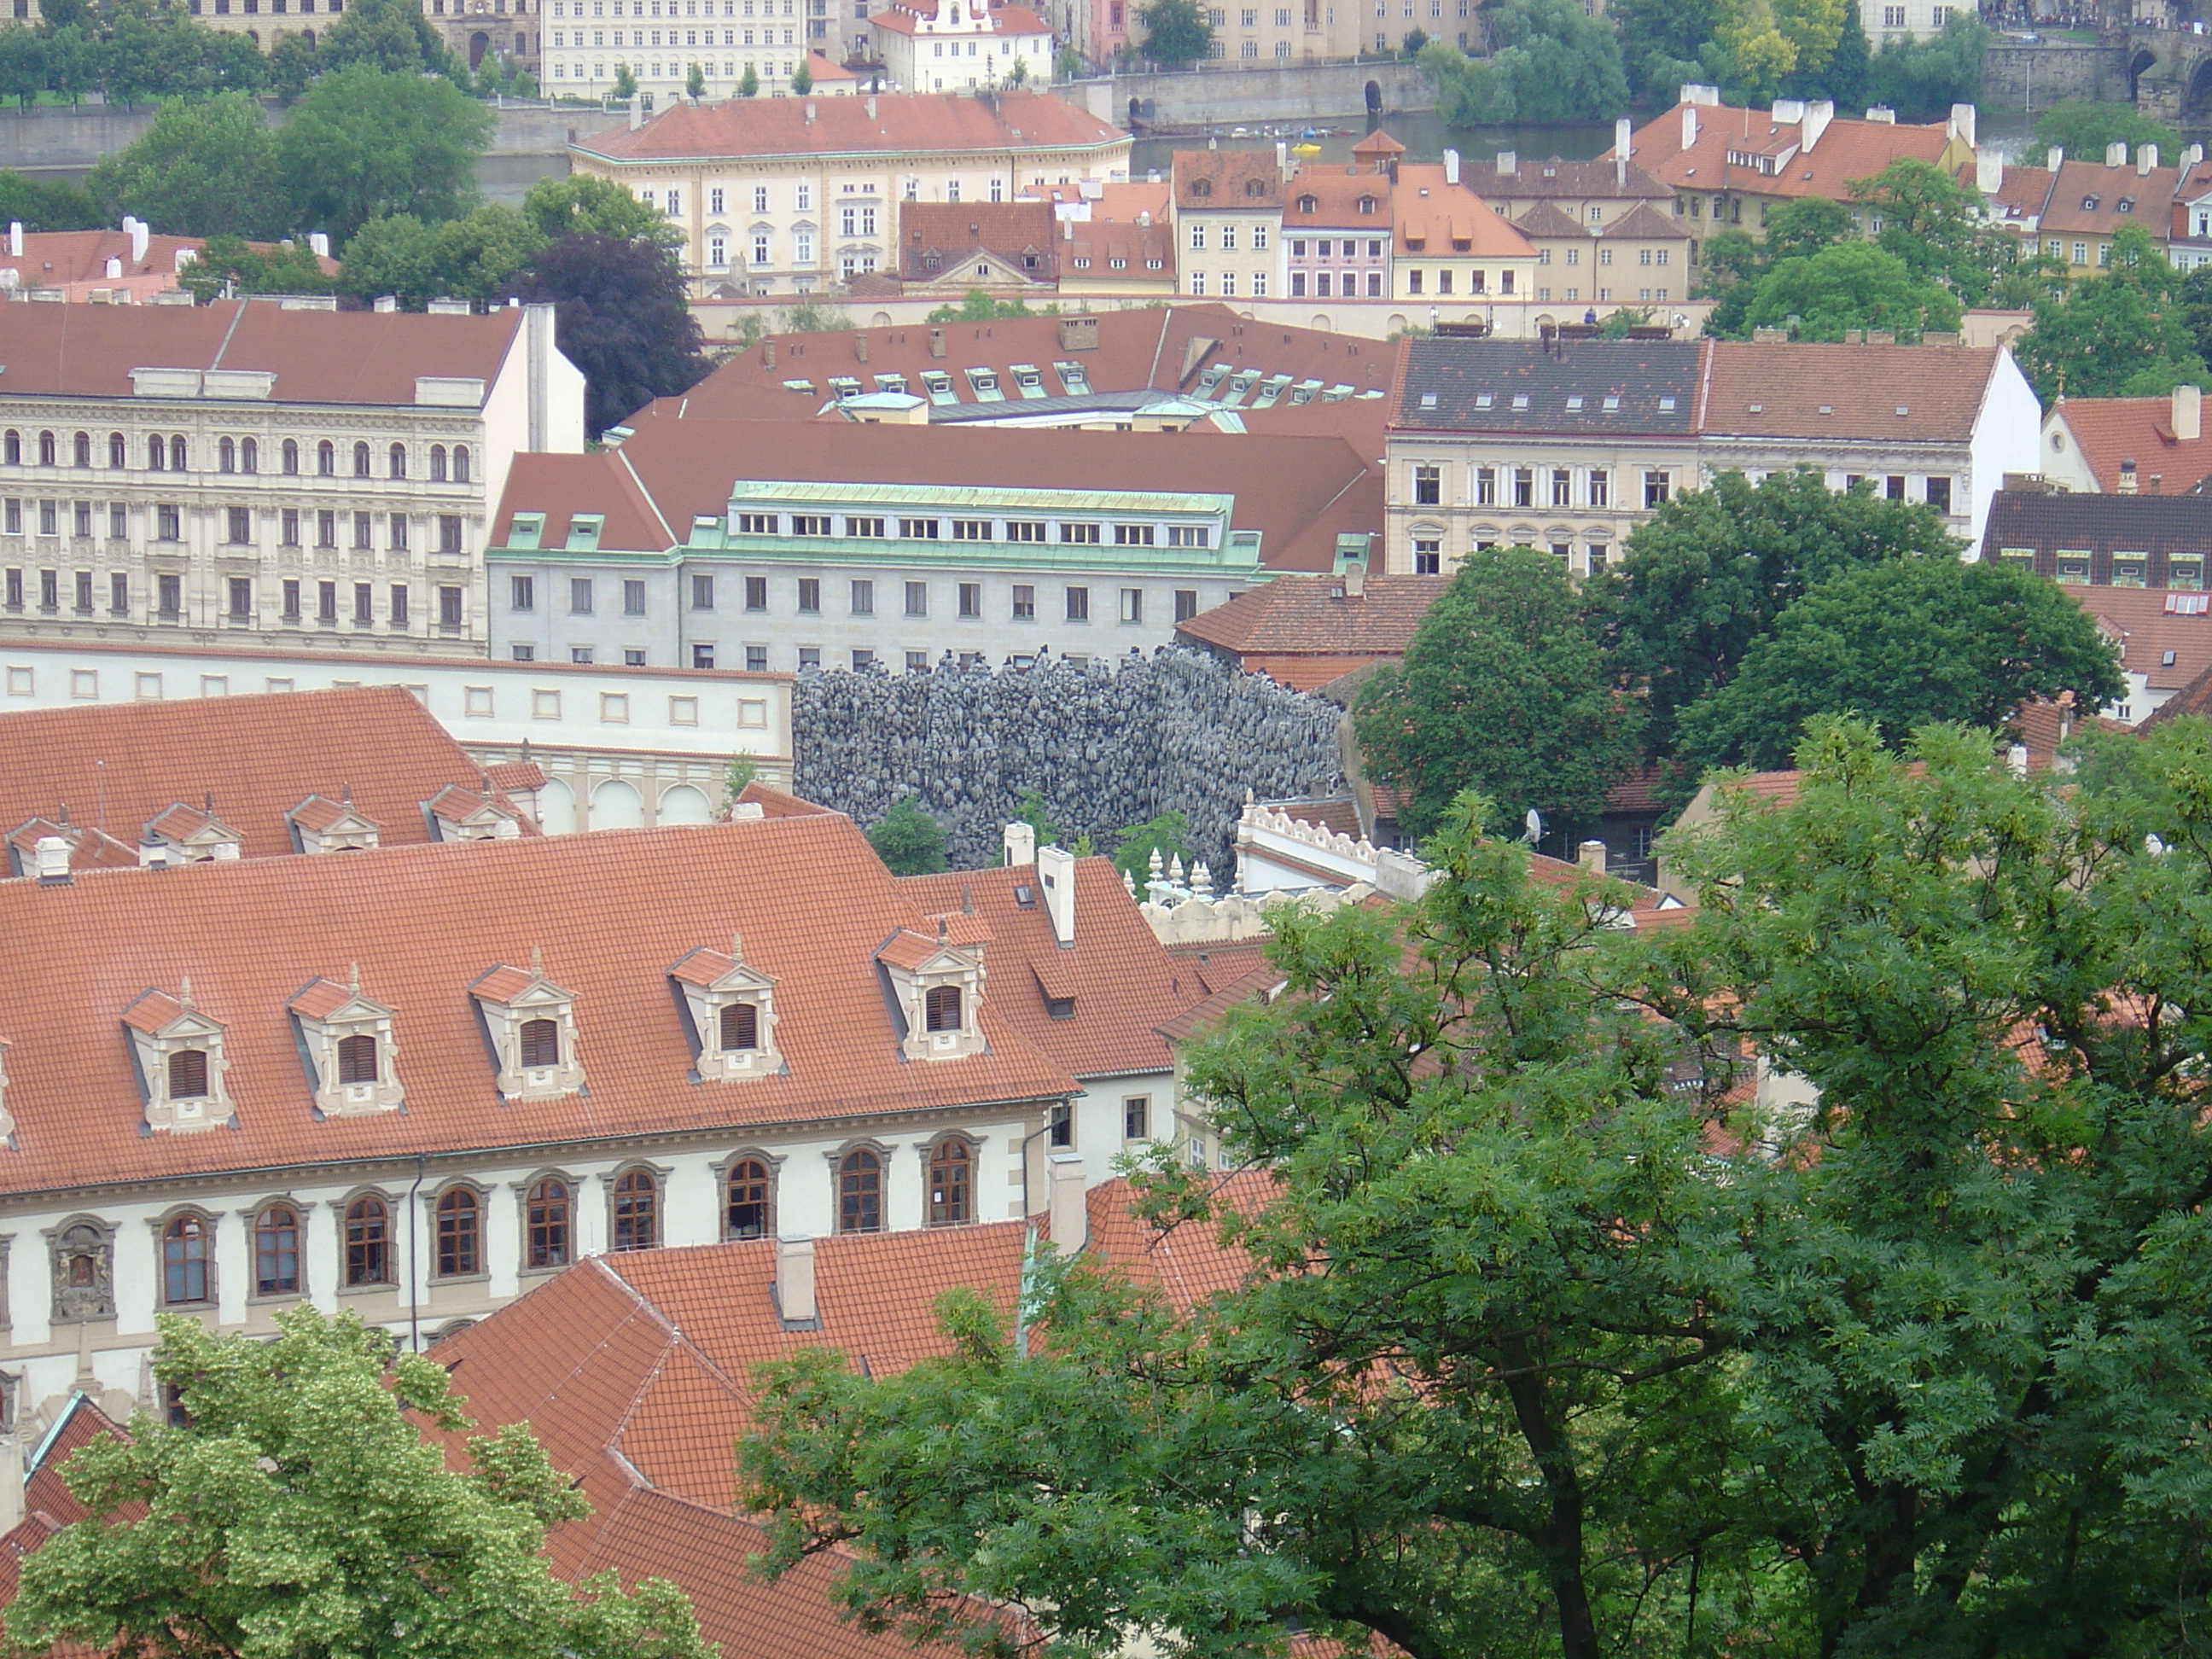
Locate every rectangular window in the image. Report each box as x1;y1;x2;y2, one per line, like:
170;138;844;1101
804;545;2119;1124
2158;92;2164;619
109;503;127;541
318;509;337;548
570;576;595;614
1886;475;1906;502
625;579;648;615
38;500;55;538
1413;538;1441;574
388;514;407;551
1174;589;1199;622
1551;469;1572;508
110;571;128;614
157;504;180;541
38;568;55;609
1512;468;1534;508
1476;466;1497;505
439;515;463;555
439;585;463;627
1925;475;1953;515
797;577;821;613
2;500;17;536
1125;1095;1150;1138
850;579;875;614
743;575;766;611
847;515;886;538
1644;471;1671;508
958;582;981;617
1589;469;1609;509
1066;585;1090;621
318;580;338;624
1048;1101;1074;1149
898;516;940;539
905;579;928;616
1012;584;1036;620
1006;521;1046;543
692;573;716;610
792;514;831;536
281;508;300;547
736;511;777;534
389;585;409;627
511;574;536;610
282;578;301;620
1121;587;1143;624
227;576;251;618
352;511;372;550
952;518;992;540
1166;526;1210;548
353;583;374;624
2;567;17;607
73;500;90;538
694;643;717;668
158;573;182;616
1113;523;1155;546
1061;521;1102;544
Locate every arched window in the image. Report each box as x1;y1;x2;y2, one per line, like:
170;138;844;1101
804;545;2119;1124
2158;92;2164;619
928;1139;971;1226
281;438;300;474
520;1017;560;1068
3;430;20;465
435;1187;480;1277
612;1168;658;1251
169;435;186;471
429;445;447;481
38;431;55;466
71;431;89;467
162;1214;210;1304
453;445;471;484
148;434;166;470
838;1149;882;1234
345;1196;391;1285
527;1178;570;1268
108;432;125;468
388;443;406;479
352;441;371;478
726;1158;771;1240
218;437;236;473
168;1048;209;1098
719;1001;758;1051
240;437;259;474
924;984;962;1033
317;439;335;476
254;1204;300;1295
336;1033;378;1085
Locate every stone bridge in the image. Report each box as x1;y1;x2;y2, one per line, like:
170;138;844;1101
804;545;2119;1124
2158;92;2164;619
2122;27;2212;126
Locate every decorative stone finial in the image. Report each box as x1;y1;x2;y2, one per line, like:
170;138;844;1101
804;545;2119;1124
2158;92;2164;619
178;975;194;1010
531;944;544;979
347;961;361;993
730;931;743;963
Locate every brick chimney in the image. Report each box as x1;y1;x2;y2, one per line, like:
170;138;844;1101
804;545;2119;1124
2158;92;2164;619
1047;1151;1087;1249
775;1235;818;1325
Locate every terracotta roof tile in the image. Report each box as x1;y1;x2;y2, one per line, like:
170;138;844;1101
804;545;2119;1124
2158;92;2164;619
1;230;336;290
1174;148;1284;211
0;686;516;864
2049;394;2212;493
1175;573;1447;658
285;976;353;1020
1621;101;1955;203
1700;341;2000;443
1510;201;1586;239
1391;165;1534;259
576;89;1122;165
1473;154;1671;203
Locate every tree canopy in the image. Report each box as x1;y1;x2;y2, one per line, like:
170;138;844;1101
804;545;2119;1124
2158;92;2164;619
5;1305;711;1659
1417;0;1627;125
1674;556;2125;771
867;796;950;876
2034;96;2182;169
515;232;711;437
2016;222;2209;401
1739;239;1963;341
742;718;2212;1656
1612;0;1859;107
1862;11;1987;119
85;91;285;241
1355;544;1641;841
1137;0;1213;64
275;65;494;247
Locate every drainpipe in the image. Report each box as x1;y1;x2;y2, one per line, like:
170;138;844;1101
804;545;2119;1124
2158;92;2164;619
406;1154;427;1352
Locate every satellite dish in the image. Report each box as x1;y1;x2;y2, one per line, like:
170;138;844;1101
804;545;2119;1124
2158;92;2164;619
1523;808;1543;844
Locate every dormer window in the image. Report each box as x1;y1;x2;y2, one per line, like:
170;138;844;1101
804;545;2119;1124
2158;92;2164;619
1297;194;1317;212
423;783;525;842
288;792;381;854
925;984;963;1032
1359;195;1377;213
123;981;236;1132
141;800;244;864
470;950;585;1102
1190;178;1212;197
288;968;403;1117
1245;178;1268;197
877;917;989;1062
670;935;782;1083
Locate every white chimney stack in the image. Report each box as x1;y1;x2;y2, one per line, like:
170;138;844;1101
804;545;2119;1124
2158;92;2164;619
1442;147;1459;186
2106;141;2128;168
2139;141;2158;176
1947;102;1976;149
1037;842;1076;947
1494;148;1516;177
2177;382;2203;443
775;1235;817;1324
2007;742;2030;777
32;835;70;884
2047;144;2064;172
103;257;121;280
1802;98;1834;154
1681;103;1698;152
1615;114;1630;185
128;217;148;263
7;224;20;259
1004;820;1037;866
1976;147;2004;195
1576;839;1607;874
1046;1151;1087;1249
175;248;196;272
308;231;329;259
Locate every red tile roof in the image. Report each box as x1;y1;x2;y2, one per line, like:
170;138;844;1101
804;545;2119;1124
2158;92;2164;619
0;686;524;869
1175;573;1447;661
1699;341;2002;444
0;299;523;405
1621;101;1956;203
870;0;1048;32
1173;148;1284;211
898;200;1057;283
575;89;1122;165
2;230;337;291
1391;165;1534;259
2035;156;2180;239
2050;394;2212;494
2068;583;2212;695
0;814;1086;1197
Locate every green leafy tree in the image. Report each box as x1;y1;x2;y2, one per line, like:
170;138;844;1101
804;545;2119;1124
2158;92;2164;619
718;754;758;813
1674;556;2124;772
0;169;98;232
1137;0;1212;64
0;26;44;109
1609;0;1732;100
1111;809;1190;894
522;172;685;247
2016;221;2207;401
317;0;463;77
339;205;546;308
789;54;812;93
1786;0;1867;103
1011;789;1061;851
1863;10;1987;120
1590;467;1959;758
1848;156;2055;309
1415;0;1627;124
266;30;320;101
44;25;96;102
867;795;949;875
276;64;494;247
178;234;340;301
518;231;710;436
1741;239;1963;340
777;296;853;331
925;287;1037;323
612;62;637;99
1698;198;1848;337
86;92;286;239
737;61;759;95
685;59;705;96
1004;50;1029;84
5;1305;711;1659
1357;544;1641;841
2034;96;2182;168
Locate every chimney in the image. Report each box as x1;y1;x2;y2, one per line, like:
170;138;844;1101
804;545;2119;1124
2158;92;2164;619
762;339;777;369
129;218;148;263
1615;115;1630;185
1343;556;1365;597
1046;1151;1087;1249
373;294;398;312
6;223;19;259
1802;99;1834;154
2139;142;2158;176
866;94;877;117
175;247;195;272
1947;102;1976;149
2120;457;2139;493
1866;105;1896;123
1976;147;2004;195
1576;838;1606;874
307;231;329;260
1136;209;1149;227
774;1236;818;1325
2106;141;2128;168
32;835;70;885
1275;139;1289;178
1495;148;1516;177
854;333;869;363
2007;742;2029;777
629;100;643;131
805;99;817;123
928;327;947;358
103;257;121;280
1443;147;1460;186
2192;143;2207;168
1681;104;1699;152
2177;382;2202;442
1037;842;1076;947
1004;820;1037;865
1772;97;1806;124
2047;144;2064;172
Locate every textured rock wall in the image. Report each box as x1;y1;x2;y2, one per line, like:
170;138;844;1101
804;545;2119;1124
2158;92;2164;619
793;649;1346;872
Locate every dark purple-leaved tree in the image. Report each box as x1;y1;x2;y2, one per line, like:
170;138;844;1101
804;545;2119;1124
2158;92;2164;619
516;233;711;437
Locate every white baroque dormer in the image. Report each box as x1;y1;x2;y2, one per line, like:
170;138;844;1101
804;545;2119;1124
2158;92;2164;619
121;980;236;1132
141;801;244;864
669;934;783;1084
288;793;382;855
424;783;525;843
469;949;585;1102
288;966;404;1117
876;917;988;1062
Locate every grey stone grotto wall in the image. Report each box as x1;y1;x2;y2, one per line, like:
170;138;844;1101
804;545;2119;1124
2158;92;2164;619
792;649;1348;874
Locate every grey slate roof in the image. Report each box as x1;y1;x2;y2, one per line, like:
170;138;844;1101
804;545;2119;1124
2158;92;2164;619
1392;337;1703;435
1979;487;2212;590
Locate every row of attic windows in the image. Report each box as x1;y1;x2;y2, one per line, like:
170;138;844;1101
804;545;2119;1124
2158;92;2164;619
0;431;471;482
55;1142;980;1318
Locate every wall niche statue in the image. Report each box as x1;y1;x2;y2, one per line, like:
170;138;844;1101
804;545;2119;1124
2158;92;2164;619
49;1219;114;1323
